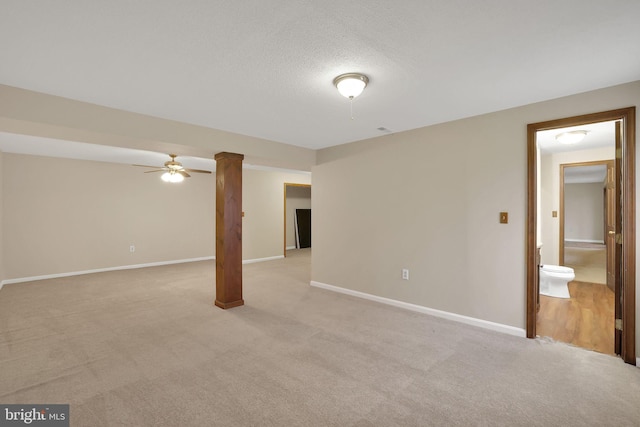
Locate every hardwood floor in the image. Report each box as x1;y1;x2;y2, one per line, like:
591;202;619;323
536;281;615;355
564;246;606;284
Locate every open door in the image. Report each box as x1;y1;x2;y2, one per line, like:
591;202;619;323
283;183;312;256
295;209;312;248
605;160;616;293
613;121;623;356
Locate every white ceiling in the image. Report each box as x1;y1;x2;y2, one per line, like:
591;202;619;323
1;1;640;163
564;164;607;185
538;120;615;183
0;131;313;175
537;121;615;154
0;132;216;171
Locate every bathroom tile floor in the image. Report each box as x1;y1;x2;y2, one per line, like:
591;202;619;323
537;280;615;355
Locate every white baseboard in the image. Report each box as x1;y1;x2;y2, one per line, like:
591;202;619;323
0;254;291;290
286;246;296;250
310;281;526;338
243;255;284;264
564;239;605;244
1;257;216;287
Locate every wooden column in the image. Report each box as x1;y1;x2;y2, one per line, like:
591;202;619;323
214;152;244;309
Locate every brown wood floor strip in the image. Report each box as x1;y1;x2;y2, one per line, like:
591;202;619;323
536;281;614;355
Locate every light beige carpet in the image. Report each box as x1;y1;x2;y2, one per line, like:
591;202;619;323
1;249;639;426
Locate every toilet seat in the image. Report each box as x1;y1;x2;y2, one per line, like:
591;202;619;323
541;265;573;274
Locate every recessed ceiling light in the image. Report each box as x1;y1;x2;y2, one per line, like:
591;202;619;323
556;130;588;145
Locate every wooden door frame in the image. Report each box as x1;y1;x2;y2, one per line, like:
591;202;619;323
283;183;312;257
526;107;636;365
558;160;613;266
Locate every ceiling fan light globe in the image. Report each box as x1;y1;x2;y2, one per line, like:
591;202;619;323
170;173;184;183
161;172;172;182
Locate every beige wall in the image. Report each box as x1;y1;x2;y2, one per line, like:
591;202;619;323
242;169;311;260
312;81;640;350
565;182;604;242
2;154;310;281
313;114;525;326
285;185;312;249
540;147;614;265
3;153;216;279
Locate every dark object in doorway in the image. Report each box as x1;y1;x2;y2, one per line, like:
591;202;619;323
295;209;311;248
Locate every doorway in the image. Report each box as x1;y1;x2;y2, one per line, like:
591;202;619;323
559;160;612;283
538;159;614;354
283;183;311;257
526;107;636;365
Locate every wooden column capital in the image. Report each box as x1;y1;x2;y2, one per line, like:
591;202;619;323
214;152;245;162
214;152;244;309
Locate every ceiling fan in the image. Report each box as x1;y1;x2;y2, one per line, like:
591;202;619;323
133;154;212;183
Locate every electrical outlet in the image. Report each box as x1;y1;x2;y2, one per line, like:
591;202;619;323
402;269;409;280
130;245;135;253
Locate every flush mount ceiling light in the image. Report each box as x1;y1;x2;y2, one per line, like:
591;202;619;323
333;73;369;99
333;73;369;120
556;130;588;145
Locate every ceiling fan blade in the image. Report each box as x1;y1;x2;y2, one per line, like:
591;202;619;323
133;164;161;168
144;169;166;173
178;170;191;178
184;168;212;174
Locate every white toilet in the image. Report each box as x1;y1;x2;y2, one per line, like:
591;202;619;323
539;265;574;299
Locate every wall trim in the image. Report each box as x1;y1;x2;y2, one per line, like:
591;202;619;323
0;256;216;287
0;254;289;290
564;239;605;244
286;246;296;250
243;255;284;264
310;281;526;338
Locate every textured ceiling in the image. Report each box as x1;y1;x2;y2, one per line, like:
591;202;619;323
1;1;640;151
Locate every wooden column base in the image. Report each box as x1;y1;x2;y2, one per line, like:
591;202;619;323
214;299;244;309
